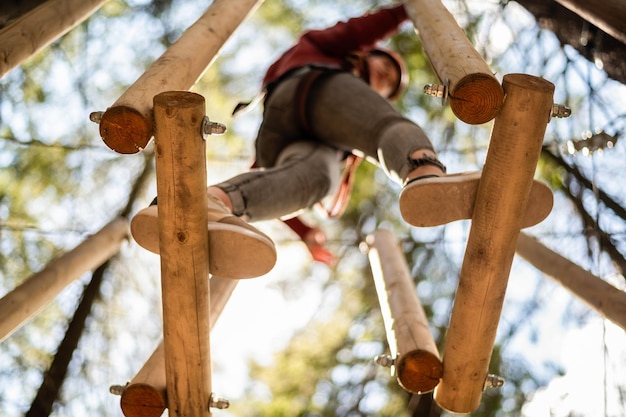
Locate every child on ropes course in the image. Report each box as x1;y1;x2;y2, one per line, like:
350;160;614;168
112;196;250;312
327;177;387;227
131;4;458;279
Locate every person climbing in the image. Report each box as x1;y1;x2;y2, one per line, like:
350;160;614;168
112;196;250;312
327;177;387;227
130;3;550;279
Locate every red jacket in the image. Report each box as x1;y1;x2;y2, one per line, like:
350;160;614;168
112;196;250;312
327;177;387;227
262;4;408;88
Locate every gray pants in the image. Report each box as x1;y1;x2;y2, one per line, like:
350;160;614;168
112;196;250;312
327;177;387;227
216;70;434;221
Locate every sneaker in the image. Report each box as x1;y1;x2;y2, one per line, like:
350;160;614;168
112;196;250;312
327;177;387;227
130;195;276;279
399;171;553;228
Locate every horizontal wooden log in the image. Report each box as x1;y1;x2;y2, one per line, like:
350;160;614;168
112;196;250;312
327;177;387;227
120;278;238;417
368;229;442;394
98;0;261;153
404;0;504;124
434;74;554;413
516;232;626;331
0;0;106;78
0;218;128;342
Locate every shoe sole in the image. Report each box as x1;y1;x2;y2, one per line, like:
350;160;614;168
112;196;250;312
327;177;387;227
130;206;276;279
399;171;553;228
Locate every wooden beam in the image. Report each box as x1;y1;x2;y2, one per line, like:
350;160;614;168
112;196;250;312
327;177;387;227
403;0;504;124
0;0;106;78
0;218;128;342
434;74;554;413
554;0;626;44
98;0;262;154
516;232;626;331
367;229;442;394
119;277;238;417
153;91;211;417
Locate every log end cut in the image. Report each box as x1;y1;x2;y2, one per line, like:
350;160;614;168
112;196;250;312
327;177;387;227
120;383;166;417
396;349;443;394
99;106;153;154
450;73;504;125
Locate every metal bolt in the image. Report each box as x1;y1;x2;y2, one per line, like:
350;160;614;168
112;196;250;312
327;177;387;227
483;374;505;390
89;111;104;124
551;104;571;118
424;83;447;98
374;354;395;368
109;383;128;396
209;393;230;409
202;116;227;138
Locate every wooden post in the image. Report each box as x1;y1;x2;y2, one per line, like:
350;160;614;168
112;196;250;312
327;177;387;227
0;0;106;78
120;277;238;417
367;229;442;394
434;74;554;413
153;91;211;417
516;232;626;331
0;218;128;342
98;0;262;154
403;0;504;124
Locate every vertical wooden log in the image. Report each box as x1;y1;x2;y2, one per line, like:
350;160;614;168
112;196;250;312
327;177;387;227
368;229;442;394
434;74;554;413
0;218;128;342
120;277;238;417
403;0;504;124
153;91;210;417
98;0;262;154
516;232;626;331
0;0;106;78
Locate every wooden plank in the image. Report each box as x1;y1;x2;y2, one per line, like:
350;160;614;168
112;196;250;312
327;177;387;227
153;91;211;417
120;278;238;417
555;0;626;44
516;232;626;331
367;229;442;394
98;0;262;154
0;218;128;342
434;74;554;413
403;0;504;124
0;0;106;78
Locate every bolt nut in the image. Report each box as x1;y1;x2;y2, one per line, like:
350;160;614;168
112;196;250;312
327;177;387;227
209;393;230;409
374;354;395;368
202;116;227;138
551;104;571;118
483;374;505;390
89;111;104;124
109;383;128;396
424;83;447;98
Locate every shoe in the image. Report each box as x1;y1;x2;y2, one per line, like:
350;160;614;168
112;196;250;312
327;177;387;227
399;171;553;228
130;195;276;279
